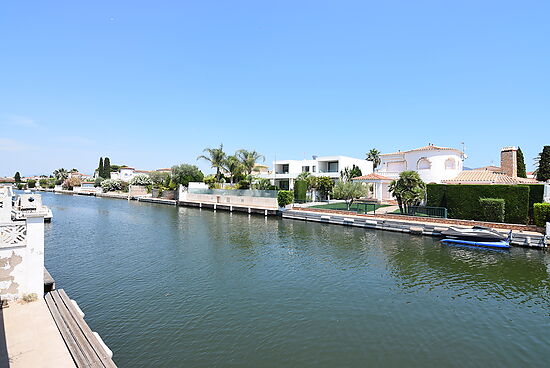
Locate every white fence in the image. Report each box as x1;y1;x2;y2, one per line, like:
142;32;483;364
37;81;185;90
0;223;27;248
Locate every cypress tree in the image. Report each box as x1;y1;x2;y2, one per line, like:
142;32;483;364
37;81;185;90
14;172;21;182
536;146;550;182
516;147;526;178
104;157;111;179
98;157;104;178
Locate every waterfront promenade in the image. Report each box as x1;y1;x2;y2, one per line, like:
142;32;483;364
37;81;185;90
1;299;75;367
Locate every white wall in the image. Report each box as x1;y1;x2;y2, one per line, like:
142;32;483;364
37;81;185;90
0;215;45;300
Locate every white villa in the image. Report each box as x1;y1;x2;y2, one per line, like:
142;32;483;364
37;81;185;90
259;155;373;190
353;144;465;201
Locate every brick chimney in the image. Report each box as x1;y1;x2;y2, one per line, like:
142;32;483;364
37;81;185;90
501;147;518;178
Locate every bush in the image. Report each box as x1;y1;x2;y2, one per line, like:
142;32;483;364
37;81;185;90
48;178;56;189
294;180;308;203
171;164;204;187
17;183;25;190
533;203;550;227
479;198;505;223
278;190;294;208
101;179;126;192
27;179;36;188
39;178;48;188
237;180;250;189
129;174;152;186
520;184;544;223
427;184;529;224
62;176;81;190
94;177;105;187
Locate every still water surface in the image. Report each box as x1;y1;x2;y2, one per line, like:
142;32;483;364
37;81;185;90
41;192;550;367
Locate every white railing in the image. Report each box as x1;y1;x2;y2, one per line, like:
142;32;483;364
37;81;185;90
0;223;27;248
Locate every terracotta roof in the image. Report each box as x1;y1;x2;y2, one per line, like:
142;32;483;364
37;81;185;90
444;170;519;184
120;167;135;170
352;173;393;181
474;166;502;172
515;177;540;184
156;168;172;171
134;170;151;173
381;144;463;156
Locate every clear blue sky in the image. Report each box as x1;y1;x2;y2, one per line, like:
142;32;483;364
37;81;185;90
1;0;548;177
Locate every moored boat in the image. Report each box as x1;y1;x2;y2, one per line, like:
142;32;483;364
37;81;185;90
441;226;512;249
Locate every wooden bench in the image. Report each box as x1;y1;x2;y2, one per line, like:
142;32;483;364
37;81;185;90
45;289;117;368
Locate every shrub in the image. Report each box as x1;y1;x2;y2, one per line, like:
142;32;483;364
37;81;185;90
316;176;335;198
27;179;36;188
149;171;170;185
94;177;105;187
101;178;126;192
533;203;550;227
479;198;505;223
48;178;56;188
39;178;48;188
16;183;25;190
237;180;250;189
171;164;204;187
294;180;308;203
251;178;276;190
520;184;544;223
427;184;529;224
62;176;81;190
278;190;294;208
129;174;152;186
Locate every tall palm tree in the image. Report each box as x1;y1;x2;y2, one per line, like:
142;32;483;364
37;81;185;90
366;148;381;170
224;155;244;184
53;168;69;181
197;144;226;180
236;149;265;175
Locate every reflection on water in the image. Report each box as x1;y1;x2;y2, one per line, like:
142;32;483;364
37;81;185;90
42;192;550;368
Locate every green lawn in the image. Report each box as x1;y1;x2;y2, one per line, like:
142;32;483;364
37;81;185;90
310;202;389;212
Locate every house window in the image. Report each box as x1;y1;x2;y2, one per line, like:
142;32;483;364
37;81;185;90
417;158;431;170
445;158;456;170
282;164;289;174
327;162;339;172
312;166;316;173
302;166;310;172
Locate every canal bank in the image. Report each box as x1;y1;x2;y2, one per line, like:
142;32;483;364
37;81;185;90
38;191;550;368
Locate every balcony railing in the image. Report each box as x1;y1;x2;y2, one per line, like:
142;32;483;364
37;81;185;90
0;223;27;248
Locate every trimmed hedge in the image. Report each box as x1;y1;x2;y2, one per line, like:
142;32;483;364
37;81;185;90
520;184;544;222
533;203;550;228
294;180;307;203
427;184;530;224
277;190;294;208
479;198;505;223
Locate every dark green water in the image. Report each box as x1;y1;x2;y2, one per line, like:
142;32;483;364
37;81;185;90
41;192;550;367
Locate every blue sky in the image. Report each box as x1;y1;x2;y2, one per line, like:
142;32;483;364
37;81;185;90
1;0;548;176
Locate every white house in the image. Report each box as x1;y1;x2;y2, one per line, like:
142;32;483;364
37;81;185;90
353;144;465;202
259;155;373;190
377;144;465;183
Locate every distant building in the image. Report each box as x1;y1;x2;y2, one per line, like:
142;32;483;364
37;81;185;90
259;156;373;190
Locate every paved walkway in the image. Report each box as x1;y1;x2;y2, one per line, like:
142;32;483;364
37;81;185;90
368;205;399;214
1;299;75;368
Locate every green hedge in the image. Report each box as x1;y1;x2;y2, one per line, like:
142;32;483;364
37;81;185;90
277;190;294;208
533;203;550;227
479;198;505;223
520;184;544;222
427;184;530;224
294;180;307;203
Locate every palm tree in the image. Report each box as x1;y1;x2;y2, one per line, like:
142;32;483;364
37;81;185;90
236;149;265;175
224;155;244;184
366;149;381;170
389;171;426;214
53;168;69;181
197;144;227;180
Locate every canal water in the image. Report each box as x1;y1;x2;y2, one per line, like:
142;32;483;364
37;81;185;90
41;192;549;367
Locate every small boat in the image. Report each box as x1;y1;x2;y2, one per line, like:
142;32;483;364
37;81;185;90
440;226;511;249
